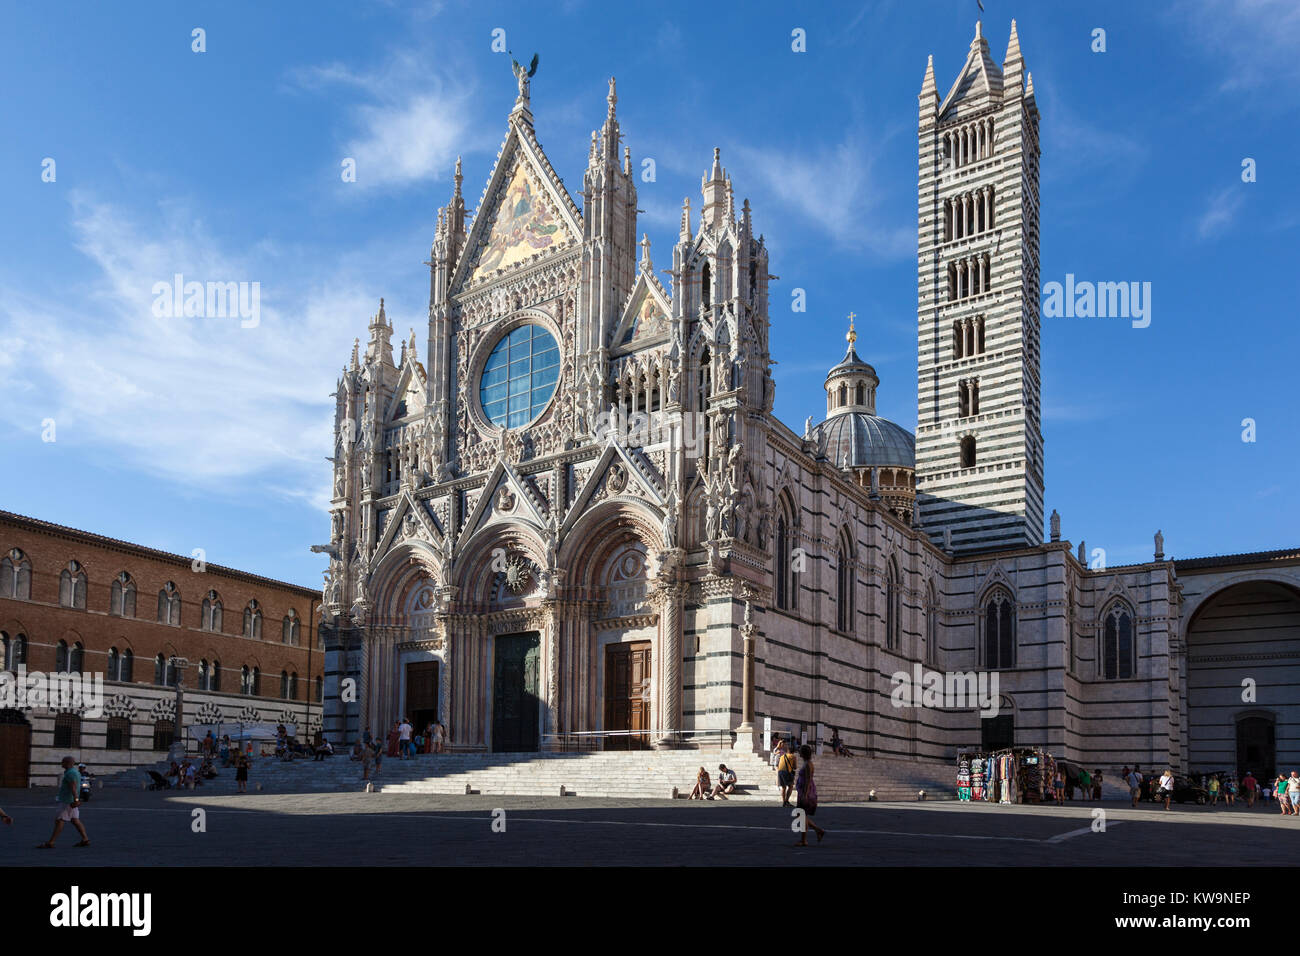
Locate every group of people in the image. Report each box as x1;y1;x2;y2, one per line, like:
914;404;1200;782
382;718;447;760
165;756;218;789
688;764;738;800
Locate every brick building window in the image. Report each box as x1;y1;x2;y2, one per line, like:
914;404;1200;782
110;572;136;617
157;583;181;626
201;591;223;632
1;549;32;599
59;562;88;609
282;610;300;646
2;633;27;669
244;601;263;639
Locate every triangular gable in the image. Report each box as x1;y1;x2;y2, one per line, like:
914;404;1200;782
937;39;1003;121
462;459;551;540
384;358;427;422
452;124;583;294
612;271;672;351
374;491;445;560
562;441;666;537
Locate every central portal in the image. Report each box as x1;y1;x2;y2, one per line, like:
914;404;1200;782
492;632;540;753
604;641;652;751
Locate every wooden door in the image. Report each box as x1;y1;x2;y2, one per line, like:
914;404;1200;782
405;661;440;739
0;714;31;788
492;634;540;753
604;641;652;750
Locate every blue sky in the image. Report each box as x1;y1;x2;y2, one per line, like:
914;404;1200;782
1;0;1297;589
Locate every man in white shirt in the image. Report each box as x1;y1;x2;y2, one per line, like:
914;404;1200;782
398;718;413;759
1126;767;1143;807
1287;771;1300;811
1158;769;1175;810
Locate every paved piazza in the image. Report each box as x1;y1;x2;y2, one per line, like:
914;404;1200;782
1;788;1292;866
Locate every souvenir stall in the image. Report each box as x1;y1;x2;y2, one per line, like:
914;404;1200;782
956;747;1057;803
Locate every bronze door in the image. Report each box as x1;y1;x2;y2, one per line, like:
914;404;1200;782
604;642;652;751
492;633;540;753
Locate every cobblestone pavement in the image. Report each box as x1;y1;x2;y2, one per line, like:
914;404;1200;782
1;788;1294;866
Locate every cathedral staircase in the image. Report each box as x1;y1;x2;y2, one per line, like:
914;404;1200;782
99;748;956;801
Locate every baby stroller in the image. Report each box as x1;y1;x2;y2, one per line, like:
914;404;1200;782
146;770;171;791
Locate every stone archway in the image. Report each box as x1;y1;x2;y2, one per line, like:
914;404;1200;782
1184;580;1300;776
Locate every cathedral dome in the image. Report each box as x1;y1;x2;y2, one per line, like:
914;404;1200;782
806;316;918;523
810;412;915;470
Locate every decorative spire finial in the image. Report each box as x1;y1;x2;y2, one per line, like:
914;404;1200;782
847;313;857;345
607;76;617;116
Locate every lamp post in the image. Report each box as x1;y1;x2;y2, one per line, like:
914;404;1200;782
169;656;189;760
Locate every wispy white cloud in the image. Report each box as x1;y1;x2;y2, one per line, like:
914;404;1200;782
1196;186;1246;238
0;193;395;510
287;51;486;190
1175;0;1300;92
733;135;913;258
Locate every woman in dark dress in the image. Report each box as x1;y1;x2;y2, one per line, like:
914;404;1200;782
235;753;249;794
794;745;825;846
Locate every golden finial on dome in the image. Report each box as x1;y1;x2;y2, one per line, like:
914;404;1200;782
847;312;857;345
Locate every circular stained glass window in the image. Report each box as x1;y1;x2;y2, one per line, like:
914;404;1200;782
478;324;560;429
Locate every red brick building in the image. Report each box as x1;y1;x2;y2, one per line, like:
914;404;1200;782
0;510;323;785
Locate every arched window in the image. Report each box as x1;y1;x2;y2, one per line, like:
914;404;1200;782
1102;604;1135;680
120;649;133;682
290;672;299;701
210;660;220;692
69;642;84;674
960;435;977;468
153;720;174;753
0;549;32;599
106;716;131;751
282;610;300;646
4;634;26;669
253;667;262;696
59;562;87;609
53;713;81;748
157;583;181;626
700;260;711;310
984;590;1016;669
925;582;939;665
835;532;854;633
244;601;263;639
107;647;120;681
885;559;902;650
202;591;223;632
775;500;798;612
197;659;210;691
154;653;178;687
240;666;252;695
110;572;136;617
280;670;290;699
56;640;69;673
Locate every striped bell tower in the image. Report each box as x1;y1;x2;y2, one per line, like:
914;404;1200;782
915;20;1043;553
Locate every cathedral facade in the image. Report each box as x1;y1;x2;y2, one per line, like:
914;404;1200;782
319;23;1300;778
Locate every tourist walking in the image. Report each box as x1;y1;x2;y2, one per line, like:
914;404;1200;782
386;722;400;758
235;752;250;793
1052;769;1065;805
37;756;90;849
1224;774;1237;806
1158;769;1175;810
1274;775;1290;815
1242;770;1257;807
1287;771;1300;815
1208;774;1220;805
433;720;446;754
398;718;413;759
1125;766;1143;808
776;743;797;808
1092;769;1103;801
794;745;825;846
